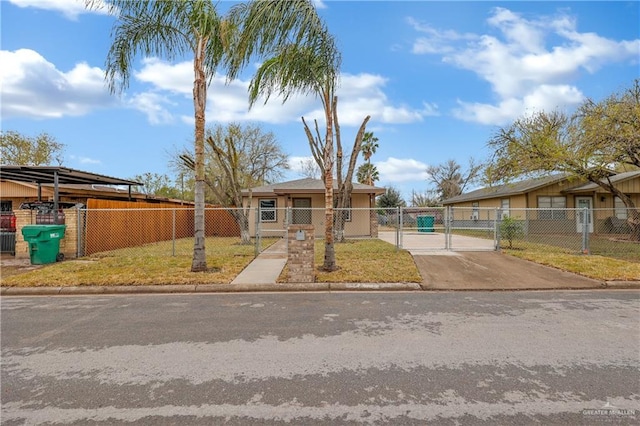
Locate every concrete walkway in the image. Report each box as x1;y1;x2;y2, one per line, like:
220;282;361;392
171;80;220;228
231;238;287;285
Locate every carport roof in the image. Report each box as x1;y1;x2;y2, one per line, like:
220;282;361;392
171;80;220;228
0;166;142;186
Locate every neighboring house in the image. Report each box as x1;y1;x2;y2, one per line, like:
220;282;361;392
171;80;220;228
442;171;640;234
241;178;386;238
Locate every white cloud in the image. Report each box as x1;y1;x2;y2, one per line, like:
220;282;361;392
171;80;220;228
0;49;115;119
69;155;101;165
8;0;111;20
312;0;327;9
1;50;436;126
453;84;585;125
135;59;435;126
127;93;176;125
409;7;640;125
376;157;429;183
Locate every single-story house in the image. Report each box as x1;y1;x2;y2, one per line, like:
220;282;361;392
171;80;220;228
442;171;640;234
241;178;386;238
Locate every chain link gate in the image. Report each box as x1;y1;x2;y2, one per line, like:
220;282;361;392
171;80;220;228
377;207;498;252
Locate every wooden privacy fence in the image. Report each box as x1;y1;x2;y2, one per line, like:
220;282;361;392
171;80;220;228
83;199;240;255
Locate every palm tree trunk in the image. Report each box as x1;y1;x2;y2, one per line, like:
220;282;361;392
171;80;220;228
322;93;336;271
191;39;208;272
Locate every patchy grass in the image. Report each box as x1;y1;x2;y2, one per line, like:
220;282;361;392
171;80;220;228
501;241;640;281
279;239;422;283
2;237;421;287
1;237;270;287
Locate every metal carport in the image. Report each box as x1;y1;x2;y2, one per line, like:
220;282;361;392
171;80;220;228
0;166;142;213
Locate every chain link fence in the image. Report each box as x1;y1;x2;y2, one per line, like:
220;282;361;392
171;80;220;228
493;207;639;262
66;206;638;263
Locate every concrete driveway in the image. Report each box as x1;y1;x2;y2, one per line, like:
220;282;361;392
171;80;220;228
378;231;604;290
414;252;604;290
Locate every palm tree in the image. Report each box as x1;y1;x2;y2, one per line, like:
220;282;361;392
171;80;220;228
89;0;331;271
87;0;229;272
356;163;379;186
238;2;341;271
358;131;379;185
361;131;379;164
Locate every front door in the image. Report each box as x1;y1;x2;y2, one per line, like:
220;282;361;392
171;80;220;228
292;198;312;224
576;196;594;233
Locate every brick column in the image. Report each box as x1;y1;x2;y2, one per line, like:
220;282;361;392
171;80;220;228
287;224;314;283
13;208;78;260
14;210;32;259
59;208;78;259
370;209;379;238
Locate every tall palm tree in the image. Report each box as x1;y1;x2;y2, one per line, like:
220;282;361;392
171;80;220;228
356;163;379;186
359;131;379;185
360;131;379;164
237;1;341;271
87;0;228;272
89;0;331;272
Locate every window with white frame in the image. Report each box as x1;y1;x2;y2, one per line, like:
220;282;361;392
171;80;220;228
614;197;628;220
538;196;566;219
500;198;510;218
259;199;276;222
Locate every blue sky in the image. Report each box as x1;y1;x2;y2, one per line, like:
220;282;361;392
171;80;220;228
1;0;639;201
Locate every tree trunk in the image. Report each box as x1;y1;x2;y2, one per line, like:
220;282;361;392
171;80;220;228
191;38;208;272
333;111;370;242
592;176;640;241
322;94;336;271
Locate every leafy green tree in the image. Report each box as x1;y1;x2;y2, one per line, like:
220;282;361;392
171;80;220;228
486;80;640;240
0;131;65;165
130;173;182;199
179;123;288;244
377;186;406;209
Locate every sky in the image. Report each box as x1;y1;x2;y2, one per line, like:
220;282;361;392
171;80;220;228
1;0;639;201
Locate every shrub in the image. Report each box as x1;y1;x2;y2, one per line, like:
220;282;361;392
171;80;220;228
500;216;524;249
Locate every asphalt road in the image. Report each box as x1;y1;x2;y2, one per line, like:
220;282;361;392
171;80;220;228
2;291;639;425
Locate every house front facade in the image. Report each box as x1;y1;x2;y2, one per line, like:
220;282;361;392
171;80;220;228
241;178;385;238
442;171;640;234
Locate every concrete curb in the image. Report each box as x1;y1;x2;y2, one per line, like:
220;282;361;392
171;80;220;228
1;281;637;296
605;281;640;289
0;282;420;296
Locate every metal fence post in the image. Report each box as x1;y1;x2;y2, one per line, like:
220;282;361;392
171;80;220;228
495;208;501;251
76;207;83;258
445;206;449;250
172;209;176;257
582;207;590;255
397;206;402;249
254;207;260;258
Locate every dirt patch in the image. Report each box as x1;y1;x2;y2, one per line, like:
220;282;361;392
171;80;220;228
1;256;44;278
414;251;604;290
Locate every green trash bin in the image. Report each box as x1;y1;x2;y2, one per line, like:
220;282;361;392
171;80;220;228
21;224;66;265
417;215;435;233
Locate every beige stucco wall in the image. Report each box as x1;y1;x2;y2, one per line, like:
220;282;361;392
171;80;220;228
243;193;374;238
